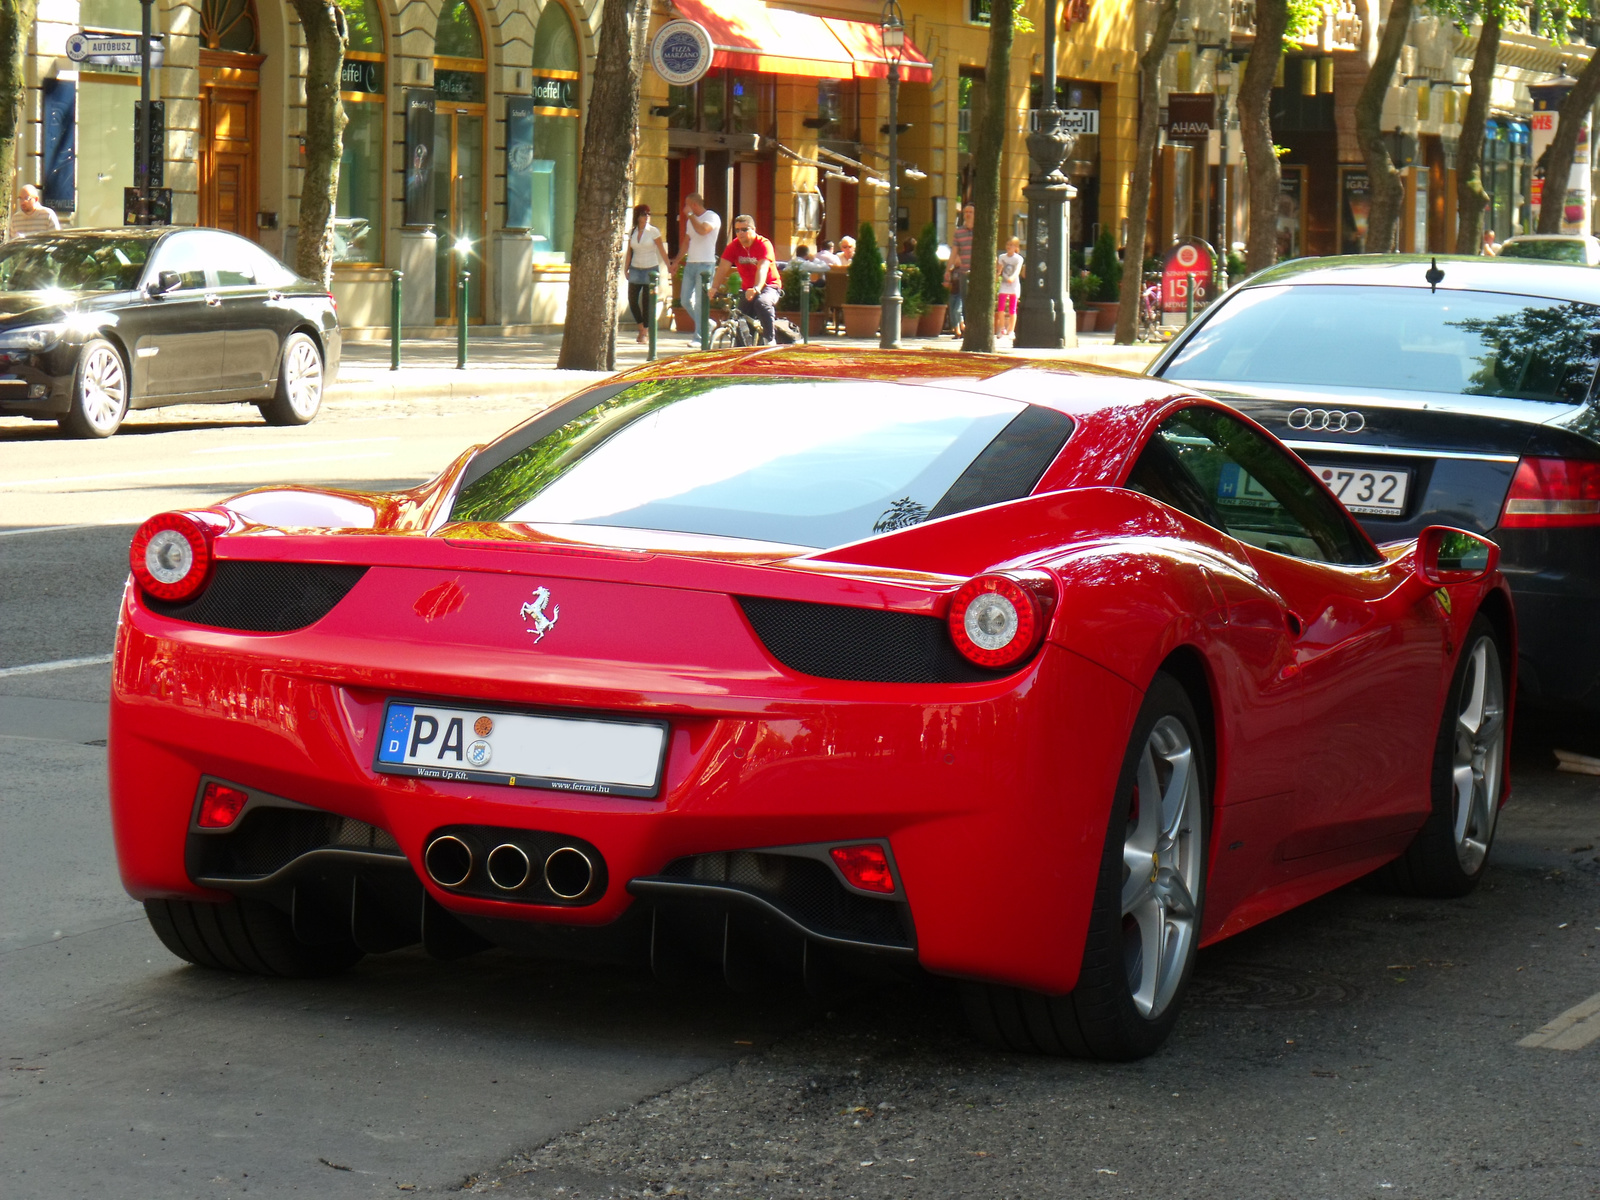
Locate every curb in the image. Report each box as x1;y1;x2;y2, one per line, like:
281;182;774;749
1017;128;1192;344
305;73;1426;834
327;369;610;407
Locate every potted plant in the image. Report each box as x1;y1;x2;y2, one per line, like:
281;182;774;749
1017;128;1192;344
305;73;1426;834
842;221;884;338
898;264;924;338
915;221;949;336
1070;271;1100;333
1089;228;1122;331
665;261;693;331
776;264;827;335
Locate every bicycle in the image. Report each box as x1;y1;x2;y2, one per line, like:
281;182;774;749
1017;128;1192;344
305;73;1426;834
1137;278;1174;344
706;308;801;351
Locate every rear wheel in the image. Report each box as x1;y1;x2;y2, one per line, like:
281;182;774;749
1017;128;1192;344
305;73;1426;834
144;897;363;977
964;672;1208;1059
258;332;324;426
1374;614;1507;897
59;338;129;438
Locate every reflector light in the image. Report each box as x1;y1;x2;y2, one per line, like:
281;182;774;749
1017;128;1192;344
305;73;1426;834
129;512;215;602
947;573;1049;669
830;844;896;894
1499;457;1600;528
197;782;249;828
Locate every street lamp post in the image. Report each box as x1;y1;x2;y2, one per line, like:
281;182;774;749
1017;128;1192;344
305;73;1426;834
1014;0;1076;349
879;0;904;349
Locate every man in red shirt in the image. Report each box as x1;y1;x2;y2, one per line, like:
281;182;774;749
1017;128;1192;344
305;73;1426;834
710;214;781;344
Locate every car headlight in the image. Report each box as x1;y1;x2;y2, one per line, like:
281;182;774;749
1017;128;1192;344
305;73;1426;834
0;324;66;352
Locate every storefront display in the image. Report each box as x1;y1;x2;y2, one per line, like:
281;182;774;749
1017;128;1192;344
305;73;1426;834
530;3;580;265
334;0;385;265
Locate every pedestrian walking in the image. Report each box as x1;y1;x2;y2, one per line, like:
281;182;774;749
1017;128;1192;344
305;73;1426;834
711;214;781;344
8;184;59;240
995;236;1024;342
947;202;974;338
671;193;722;343
624;203;670;344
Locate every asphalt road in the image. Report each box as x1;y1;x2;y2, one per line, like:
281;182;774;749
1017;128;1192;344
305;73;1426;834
2;406;1597;1199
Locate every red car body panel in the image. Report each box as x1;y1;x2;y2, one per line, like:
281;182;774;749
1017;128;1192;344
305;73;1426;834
107;349;1515;993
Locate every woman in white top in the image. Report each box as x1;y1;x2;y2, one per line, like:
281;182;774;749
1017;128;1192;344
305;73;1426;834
624;204;671;343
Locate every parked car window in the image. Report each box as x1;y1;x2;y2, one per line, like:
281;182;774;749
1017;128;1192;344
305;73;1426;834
1127;406;1378;565
208;234;258;287
245;243;300;288
148;234;210;291
451;377;1074;548
1496;239;1590;263
0;234;150;293
1164;283;1600;405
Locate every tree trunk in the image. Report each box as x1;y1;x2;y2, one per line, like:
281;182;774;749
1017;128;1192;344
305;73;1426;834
0;0;39;241
1115;0;1179;344
1455;10;1500;253
959;0;1014;354
286;0;346;288
1536;44;1600;233
558;0;650;372
1240;0;1290;274
1355;0;1412;253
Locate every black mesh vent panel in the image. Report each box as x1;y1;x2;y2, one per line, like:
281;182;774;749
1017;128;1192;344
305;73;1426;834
145;562;369;632
662;851;912;948
193;808;401;878
737;596;1002;683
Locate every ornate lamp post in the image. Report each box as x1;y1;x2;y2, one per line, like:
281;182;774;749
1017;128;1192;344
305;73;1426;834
1014;0;1076;349
878;0;904;349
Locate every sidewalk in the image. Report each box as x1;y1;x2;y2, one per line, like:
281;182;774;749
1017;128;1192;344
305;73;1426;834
330;329;1162;408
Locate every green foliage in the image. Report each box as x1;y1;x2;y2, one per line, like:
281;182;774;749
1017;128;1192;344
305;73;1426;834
1285;0;1321;41
916;223;948;305
779;265;806;312
1226;249;1247;280
1425;0;1585;43
1088;228;1121;302
847;221;885;305
1070;272;1100;308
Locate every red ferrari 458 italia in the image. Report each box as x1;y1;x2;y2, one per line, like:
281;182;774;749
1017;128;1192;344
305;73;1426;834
109;349;1513;1059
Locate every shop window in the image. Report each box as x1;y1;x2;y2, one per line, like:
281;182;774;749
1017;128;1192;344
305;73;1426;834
667;83;697;130
816;80;858;141
531;2;580;264
728;73;772;136
436;0;485;59
334;0;385;265
200;0;259;53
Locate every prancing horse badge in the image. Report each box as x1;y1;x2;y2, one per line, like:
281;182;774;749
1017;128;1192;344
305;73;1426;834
520;586;560;642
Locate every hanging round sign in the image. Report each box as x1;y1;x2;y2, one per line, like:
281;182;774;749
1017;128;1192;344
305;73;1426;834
650;19;714;88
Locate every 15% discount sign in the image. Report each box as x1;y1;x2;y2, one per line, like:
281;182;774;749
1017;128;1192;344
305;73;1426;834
1160;239;1217;314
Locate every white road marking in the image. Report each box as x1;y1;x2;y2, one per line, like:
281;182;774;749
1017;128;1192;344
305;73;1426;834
190;436;401;455
1;450;393;489
1518;991;1600;1050
0;654;113;679
0;523;103;538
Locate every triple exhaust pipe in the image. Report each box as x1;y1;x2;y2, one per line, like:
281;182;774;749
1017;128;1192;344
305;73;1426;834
423;834;596;901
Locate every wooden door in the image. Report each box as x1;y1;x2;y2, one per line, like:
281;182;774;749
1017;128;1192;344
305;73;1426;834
201;87;257;238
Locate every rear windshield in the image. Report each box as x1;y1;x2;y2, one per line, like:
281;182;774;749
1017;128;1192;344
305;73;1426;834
1163;283;1600;404
1497;239;1588;263
450;377;1073;548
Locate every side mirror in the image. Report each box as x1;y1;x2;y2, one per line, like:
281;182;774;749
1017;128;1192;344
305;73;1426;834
147;269;182;296
1418;525;1499;586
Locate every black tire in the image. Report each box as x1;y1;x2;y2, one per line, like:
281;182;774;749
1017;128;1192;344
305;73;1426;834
58;337;129;438
258;331;324;426
964;672;1209;1060
1373;614;1508;898
144;897;363;978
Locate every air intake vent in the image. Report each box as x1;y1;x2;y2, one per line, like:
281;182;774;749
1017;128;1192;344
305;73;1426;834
144;561;368;632
737;596;1004;683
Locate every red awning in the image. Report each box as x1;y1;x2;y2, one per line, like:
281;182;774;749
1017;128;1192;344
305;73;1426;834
668;0;932;84
822;18;933;85
671;0;856;80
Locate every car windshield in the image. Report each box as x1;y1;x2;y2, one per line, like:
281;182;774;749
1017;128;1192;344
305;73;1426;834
1163;283;1600;404
450;377;1074;548
1497;239;1587;263
0;235;151;294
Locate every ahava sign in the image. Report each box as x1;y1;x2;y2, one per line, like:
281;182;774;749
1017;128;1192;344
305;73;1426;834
650;19;713;88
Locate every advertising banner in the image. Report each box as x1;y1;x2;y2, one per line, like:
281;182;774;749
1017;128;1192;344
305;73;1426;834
1339;167;1371;254
1164;93;1214;143
404;89;435;227
1161;239;1215;314
506;96;534;231
1530;84;1590;234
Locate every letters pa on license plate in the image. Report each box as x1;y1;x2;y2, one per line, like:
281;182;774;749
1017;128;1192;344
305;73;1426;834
374;701;668;798
1308;462;1412;516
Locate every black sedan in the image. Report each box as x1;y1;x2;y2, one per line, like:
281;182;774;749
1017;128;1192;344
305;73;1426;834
1150;255;1600;715
0;228;340;437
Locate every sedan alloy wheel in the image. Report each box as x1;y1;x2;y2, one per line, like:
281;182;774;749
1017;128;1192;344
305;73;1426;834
1451;633;1505;874
62;339;129;438
261;332;324;426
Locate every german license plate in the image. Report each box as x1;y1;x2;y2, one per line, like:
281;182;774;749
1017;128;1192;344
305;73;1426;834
374;701;668;798
1308;462;1412;516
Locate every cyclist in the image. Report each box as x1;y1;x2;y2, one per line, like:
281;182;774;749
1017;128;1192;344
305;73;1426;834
710;213;781;345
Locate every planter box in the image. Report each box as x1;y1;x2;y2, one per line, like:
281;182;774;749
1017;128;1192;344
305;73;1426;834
1075;307;1098;333
669;307;695;332
777;310;829;336
901;312;921;338
841;303;881;338
917;304;948;337
1094;301;1120;332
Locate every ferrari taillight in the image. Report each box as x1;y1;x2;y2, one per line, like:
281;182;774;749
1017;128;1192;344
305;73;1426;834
946;572;1052;670
197;782;249;828
1499;456;1600;528
130;512;216;602
830;844;896;894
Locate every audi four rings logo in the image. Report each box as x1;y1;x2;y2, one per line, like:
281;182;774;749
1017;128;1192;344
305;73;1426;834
1287;407;1366;433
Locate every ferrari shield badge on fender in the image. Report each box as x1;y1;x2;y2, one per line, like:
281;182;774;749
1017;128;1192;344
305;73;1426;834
520;586;560;642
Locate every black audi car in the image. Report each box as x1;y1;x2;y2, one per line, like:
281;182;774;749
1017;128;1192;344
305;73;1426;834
1150;255;1600;715
0;227;339;437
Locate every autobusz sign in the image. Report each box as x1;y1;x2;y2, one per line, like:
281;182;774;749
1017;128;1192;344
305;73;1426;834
1161;238;1217;313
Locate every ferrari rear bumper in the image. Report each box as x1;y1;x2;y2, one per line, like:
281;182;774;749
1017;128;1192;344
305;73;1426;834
109;580;1142;994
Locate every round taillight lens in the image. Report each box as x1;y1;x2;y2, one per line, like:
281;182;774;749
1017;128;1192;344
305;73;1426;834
947;574;1050;670
130;512;215;602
